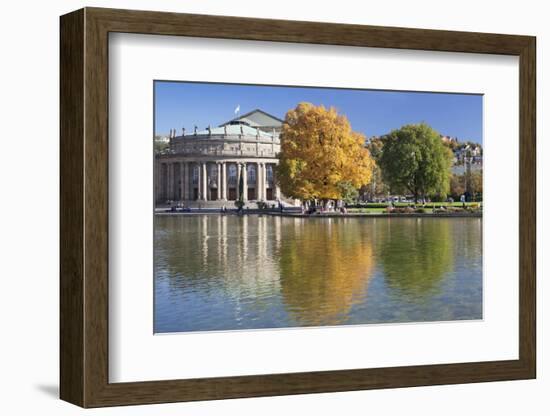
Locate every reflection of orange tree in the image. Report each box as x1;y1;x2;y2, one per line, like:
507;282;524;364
279;220;375;326
378;219;453;301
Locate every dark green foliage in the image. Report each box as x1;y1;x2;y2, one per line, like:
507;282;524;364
378;123;453;202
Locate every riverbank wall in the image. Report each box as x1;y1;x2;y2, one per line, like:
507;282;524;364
155;210;482;218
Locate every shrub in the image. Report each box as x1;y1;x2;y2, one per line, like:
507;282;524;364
359;203;391;209
390;207;415;214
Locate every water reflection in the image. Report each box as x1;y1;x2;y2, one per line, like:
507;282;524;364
154;216;482;333
377;219;453;301
155;215;282;304
279;219;374;326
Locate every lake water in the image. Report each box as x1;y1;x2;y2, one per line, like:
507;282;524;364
154;215;482;333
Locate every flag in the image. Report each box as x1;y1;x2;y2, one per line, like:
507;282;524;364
234;104;240;115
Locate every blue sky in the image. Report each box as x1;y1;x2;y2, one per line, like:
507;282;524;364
154;81;483;143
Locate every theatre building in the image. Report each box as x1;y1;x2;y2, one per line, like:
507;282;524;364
155;109;283;207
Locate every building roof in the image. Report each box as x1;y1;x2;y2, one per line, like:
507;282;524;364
219;109;284;128
182;123;274;138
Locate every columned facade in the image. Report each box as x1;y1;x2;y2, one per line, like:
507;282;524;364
156;159;280;205
156;156;281;205
155;109;284;207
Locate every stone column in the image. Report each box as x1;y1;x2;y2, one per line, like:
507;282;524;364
207;163;211;201
261;162;266;201
265;163;269;200
202;162;208;201
196;163;201;200
264;163;268;201
236;163;241;199
183;162;190;200
166;163;171;201
256;162;261;201
167;163;173;200
217;163;222;200
221;162;227;200
242;163;248;201
198;163;202;201
154;160;158;203
273;164;281;200
179;162;185;202
155;161;161;202
165;163;169;200
172;162;177;200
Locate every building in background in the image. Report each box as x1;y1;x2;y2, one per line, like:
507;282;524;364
440;135;483;175
155;109;283;207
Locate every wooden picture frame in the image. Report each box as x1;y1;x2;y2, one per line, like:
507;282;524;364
60;7;536;408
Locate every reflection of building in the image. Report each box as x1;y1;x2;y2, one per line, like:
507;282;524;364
155;109;283;206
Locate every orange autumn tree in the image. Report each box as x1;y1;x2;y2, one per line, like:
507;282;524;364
276;102;374;203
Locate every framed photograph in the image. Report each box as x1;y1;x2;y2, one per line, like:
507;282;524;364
60;7;536;408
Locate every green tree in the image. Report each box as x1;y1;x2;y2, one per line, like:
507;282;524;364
367;136;385;160
363;137;389;200
470;170;483;201
378;123;453;202
337;181;359;204
450;173;466;199
450;170;483;201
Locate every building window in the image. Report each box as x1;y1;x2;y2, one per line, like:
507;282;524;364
266;164;274;184
228;164;237;184
247;165;256;184
209;164;218;180
192;165;199;184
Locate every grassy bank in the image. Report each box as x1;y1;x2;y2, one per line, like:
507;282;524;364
346;202;482;214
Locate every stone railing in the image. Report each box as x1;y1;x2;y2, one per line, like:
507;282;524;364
173;133;280;145
171;138;280;158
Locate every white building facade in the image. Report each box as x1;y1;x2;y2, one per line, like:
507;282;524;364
155;109;283;206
